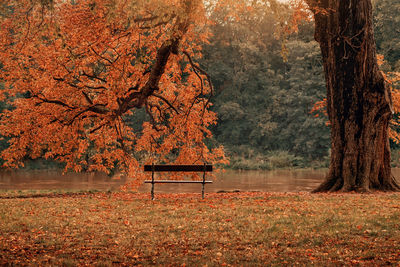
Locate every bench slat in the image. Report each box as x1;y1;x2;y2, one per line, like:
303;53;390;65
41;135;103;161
144;164;213;172
144;180;213;184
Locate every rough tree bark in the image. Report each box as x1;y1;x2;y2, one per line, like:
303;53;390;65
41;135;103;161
305;0;400;192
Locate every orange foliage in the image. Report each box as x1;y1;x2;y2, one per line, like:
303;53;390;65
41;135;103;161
310;99;327;118
376;55;400;143
387;71;400;144
287;0;313;33
310;98;330;126
0;0;227;181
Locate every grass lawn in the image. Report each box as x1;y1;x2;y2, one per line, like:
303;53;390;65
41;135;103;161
0;191;399;266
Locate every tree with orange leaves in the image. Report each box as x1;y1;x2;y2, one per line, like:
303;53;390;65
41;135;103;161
1;0;399;193
0;0;227;179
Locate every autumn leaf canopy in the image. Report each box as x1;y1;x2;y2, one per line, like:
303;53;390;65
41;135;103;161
0;0;227;176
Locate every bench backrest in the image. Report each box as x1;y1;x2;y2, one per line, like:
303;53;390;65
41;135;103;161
144;164;213;172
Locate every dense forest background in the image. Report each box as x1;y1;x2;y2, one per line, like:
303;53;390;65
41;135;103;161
201;0;400;169
0;0;399;170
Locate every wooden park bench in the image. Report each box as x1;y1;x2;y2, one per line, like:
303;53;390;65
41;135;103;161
144;164;213;200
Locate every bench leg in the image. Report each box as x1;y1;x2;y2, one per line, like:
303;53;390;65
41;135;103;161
202;169;206;199
151;182;155;200
151;168;155;200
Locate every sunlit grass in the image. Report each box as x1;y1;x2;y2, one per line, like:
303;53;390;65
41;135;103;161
0;192;399;265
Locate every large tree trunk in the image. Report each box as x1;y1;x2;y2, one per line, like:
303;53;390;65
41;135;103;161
306;0;400;192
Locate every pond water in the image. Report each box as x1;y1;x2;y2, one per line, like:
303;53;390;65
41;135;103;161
0;168;399;193
0;170;125;191
139;169;327;193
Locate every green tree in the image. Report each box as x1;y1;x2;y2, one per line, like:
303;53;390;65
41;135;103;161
201;4;330;165
374;0;400;70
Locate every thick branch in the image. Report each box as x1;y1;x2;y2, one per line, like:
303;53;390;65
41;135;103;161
119;11;193;114
134;13;177;29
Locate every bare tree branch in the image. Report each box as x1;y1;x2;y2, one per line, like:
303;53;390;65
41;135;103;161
182;50;214;119
33;94;75;109
82;71;107;83
145;102;161;131
152;93;179;114
183;50;214;97
82;91;93;105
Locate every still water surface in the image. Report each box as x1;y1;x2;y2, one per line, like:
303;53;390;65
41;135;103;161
1;169;399;193
140;169;327;193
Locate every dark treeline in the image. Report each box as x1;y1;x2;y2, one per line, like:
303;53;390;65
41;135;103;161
201;0;400;169
0;0;399;170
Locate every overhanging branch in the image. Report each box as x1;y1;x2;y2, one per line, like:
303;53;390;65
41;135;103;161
152;93;179;114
